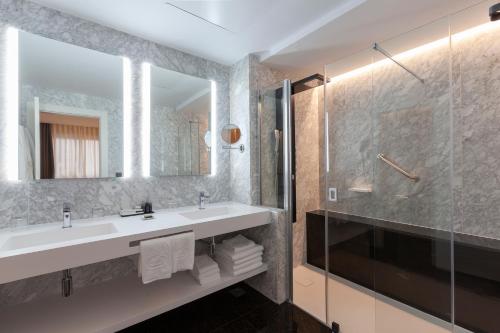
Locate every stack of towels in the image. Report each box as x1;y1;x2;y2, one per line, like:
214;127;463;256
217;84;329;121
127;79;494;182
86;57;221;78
191;254;221;285
215;235;264;276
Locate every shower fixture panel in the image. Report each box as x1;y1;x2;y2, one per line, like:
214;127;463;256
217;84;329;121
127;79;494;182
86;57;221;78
372;43;425;84
490;3;500;21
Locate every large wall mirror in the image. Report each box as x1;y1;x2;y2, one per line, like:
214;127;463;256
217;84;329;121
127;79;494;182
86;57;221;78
18;31;124;180
150;65;212;176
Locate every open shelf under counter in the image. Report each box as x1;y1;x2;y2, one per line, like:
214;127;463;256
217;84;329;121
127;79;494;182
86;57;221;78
0;264;268;333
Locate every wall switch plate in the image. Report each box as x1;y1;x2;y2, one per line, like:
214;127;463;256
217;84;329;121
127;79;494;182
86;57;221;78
329;188;337;202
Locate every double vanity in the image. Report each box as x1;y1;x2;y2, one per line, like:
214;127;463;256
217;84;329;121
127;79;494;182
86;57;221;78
0;202;272;332
0;202;271;284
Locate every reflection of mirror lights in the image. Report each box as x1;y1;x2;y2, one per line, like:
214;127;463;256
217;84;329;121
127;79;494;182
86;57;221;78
122;57;132;178
6;27;18;181
210;81;217;176
141;63;151;178
329;20;500;84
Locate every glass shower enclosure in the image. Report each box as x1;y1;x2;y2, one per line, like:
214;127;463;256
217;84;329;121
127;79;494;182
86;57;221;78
259;1;500;332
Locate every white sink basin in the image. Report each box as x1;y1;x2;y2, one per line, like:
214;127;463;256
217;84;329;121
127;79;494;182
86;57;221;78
180;207;229;220
0;223;117;251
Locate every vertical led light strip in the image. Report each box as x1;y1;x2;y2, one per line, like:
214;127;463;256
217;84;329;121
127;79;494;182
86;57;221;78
122;57;132;178
210;81;217;176
141;63;151;177
6;27;18;181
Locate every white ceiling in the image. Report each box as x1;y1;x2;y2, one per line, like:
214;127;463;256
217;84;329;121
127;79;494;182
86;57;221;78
29;0;364;66
263;0;489;76
29;0;491;77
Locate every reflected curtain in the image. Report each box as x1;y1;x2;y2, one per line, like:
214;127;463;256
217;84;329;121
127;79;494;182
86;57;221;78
40;123;54;179
51;124;100;178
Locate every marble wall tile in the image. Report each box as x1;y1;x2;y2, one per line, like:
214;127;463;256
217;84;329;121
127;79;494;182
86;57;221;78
242;208;288;304
293;87;322;268
229;55;284;206
229;56;251;204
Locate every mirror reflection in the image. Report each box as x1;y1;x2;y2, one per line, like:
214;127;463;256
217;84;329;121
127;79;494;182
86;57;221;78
150;66;212;176
18;31;123;180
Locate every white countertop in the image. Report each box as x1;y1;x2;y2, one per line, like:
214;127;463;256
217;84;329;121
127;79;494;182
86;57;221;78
0;202;271;284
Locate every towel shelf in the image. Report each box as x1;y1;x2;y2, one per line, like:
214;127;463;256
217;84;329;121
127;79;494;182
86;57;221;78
129;230;193;247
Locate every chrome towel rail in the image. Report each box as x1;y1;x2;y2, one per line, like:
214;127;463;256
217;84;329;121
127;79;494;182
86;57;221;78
129;230;193;247
377;154;419;182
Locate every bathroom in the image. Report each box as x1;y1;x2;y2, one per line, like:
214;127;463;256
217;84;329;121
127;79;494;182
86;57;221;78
1;0;500;332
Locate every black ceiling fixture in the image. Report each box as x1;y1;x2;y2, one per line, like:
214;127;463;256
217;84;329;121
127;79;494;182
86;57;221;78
490;3;500;21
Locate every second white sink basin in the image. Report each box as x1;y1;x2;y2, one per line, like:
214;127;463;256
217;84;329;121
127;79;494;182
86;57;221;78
180;207;229;220
0;223;117;251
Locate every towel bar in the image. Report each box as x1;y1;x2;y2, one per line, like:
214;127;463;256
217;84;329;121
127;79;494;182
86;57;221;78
129;230;194;247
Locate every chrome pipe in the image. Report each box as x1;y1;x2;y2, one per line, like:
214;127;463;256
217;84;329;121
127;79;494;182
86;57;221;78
377;153;419;182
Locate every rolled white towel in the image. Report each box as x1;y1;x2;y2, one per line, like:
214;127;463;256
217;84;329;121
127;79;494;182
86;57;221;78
222;235;255;253
217;244;264;261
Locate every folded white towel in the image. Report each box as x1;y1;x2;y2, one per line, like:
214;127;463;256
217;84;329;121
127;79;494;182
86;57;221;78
215;249;263;266
171;232;195;272
217;244;264;261
139;237;173;284
222;235;255;253
219;260;263;277
138;232;195;284
197;273;221;285
192;255;219;277
216;255;262;272
192;268;221;285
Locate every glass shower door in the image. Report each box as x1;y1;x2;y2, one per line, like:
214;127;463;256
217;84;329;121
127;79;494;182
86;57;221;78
324;16;454;333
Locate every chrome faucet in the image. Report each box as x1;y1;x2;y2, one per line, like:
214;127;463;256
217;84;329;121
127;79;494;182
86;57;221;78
198;192;210;210
62;202;72;228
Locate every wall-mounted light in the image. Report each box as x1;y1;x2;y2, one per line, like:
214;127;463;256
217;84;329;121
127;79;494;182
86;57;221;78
122;57;132;178
6;27;18;181
210;80;217;176
141;62;151;178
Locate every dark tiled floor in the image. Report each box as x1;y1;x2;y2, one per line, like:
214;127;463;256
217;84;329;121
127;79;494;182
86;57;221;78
120;283;331;333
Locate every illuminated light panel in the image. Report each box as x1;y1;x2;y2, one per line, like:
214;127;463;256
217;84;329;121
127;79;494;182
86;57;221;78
6;27;18;181
122;57;132;178
329;20;500;84
141;63;151;177
210;81;217;176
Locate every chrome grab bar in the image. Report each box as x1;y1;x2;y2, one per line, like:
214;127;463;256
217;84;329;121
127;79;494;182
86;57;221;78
377;154;419;182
